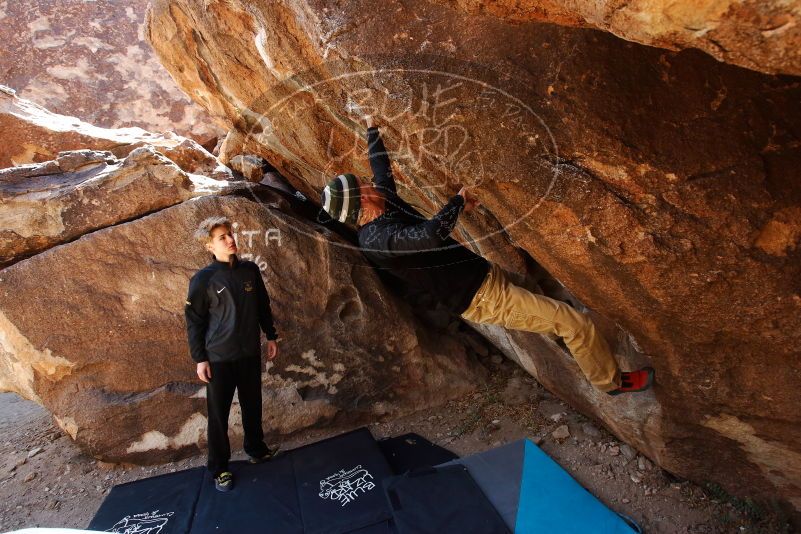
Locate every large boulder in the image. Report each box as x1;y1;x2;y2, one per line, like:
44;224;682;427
0;0;222;144
0;146;232;266
0;85;226;175
431;0;801;76
0;191;484;463
146;0;801;512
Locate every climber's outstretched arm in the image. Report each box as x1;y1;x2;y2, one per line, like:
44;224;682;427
366;123;397;194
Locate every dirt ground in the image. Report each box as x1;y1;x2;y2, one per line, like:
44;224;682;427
0;358;794;533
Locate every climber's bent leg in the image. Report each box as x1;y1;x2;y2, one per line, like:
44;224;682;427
461;263;621;392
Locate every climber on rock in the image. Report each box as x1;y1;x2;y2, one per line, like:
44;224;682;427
319;115;654;396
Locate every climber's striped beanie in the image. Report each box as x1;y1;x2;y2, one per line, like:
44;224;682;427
320;173;361;224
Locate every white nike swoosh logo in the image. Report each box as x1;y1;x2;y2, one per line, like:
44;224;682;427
216;287;225;294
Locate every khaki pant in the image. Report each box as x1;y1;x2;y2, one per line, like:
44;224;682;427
461;264;621;392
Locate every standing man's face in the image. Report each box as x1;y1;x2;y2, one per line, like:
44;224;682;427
206;226;237;259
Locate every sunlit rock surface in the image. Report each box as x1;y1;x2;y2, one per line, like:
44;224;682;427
146;0;801;511
0;192;484;462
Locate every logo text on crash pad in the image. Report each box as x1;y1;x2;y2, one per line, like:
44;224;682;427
319;465;376;506
105;510;173;534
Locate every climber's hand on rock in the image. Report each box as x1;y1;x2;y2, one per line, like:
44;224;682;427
197;361;211;383
346;98;372;126
458;186;480;213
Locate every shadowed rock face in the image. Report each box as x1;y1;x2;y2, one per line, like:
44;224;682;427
145;0;801;511
0;0;222;144
430;0;801;77
0;191;484;462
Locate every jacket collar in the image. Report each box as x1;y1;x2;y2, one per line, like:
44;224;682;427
210;255;239;269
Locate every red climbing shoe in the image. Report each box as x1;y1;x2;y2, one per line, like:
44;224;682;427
607;367;655;396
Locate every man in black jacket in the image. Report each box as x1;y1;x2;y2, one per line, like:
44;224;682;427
184;216;280;492
321;116;654;396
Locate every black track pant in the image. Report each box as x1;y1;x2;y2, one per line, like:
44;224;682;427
206;356;268;475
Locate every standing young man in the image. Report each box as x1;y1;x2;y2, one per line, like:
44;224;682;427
184;216;280;492
320;117;654;396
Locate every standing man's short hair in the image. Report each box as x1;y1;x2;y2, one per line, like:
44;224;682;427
194;216;232;244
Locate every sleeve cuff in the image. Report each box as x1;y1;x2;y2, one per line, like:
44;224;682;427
451;194;465;207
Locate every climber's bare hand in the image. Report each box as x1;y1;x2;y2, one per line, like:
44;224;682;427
458;186;480;213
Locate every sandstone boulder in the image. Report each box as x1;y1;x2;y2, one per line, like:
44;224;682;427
0;0;222;143
432;0;801;76
0;191;484;463
0;146;233;266
0;86;229;179
146;0;801;512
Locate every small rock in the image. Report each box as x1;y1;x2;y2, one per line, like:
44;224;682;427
532;435;545;445
608;446;620;456
229;154;266;182
581;423;602;438
24;472;36;482
620;444;637;461
552;425;570;440
638;456;653;471
14;457;27;468
548;413;564;423
490;354;504;365
501;377;533;406
27;447;42;459
622;498;630;504
630;473;642;484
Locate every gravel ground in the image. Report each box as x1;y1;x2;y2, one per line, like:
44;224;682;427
0;358;793;533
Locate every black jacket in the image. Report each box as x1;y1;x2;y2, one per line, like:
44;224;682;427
184;257;278;363
358;127;490;314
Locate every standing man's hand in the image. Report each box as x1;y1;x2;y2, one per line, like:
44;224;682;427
266;340;279;361
365;115;374;129
457;186;480;213
196;361;212;383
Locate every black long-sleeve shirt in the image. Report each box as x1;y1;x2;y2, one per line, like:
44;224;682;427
358;127;490;314
184;257;278;363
